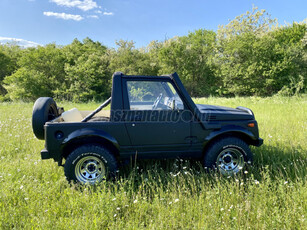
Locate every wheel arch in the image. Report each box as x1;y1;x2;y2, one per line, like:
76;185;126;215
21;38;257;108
202;128;256;157
61;129;120;160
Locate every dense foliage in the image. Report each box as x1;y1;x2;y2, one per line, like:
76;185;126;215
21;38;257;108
0;8;306;101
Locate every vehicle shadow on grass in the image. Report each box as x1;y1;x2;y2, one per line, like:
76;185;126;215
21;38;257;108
116;144;306;187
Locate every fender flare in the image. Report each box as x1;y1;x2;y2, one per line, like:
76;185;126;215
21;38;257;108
61;128;120;154
204;125;257;147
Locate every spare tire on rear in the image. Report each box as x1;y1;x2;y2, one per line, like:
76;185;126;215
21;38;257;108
32;97;59;140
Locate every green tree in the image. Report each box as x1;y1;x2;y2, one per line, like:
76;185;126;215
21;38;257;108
0;51;13;95
63;38;111;101
4;68;52;100
109;40;159;76
4;44;66;100
216;7;306;96
0;44;22;97
216;8;278;96
158;29;217;96
272;23;307;95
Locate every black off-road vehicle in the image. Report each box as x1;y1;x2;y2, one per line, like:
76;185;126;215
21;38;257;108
32;72;263;184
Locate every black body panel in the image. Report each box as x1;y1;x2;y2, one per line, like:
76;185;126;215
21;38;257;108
196;104;254;121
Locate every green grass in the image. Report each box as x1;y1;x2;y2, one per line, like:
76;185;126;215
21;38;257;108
0;96;306;229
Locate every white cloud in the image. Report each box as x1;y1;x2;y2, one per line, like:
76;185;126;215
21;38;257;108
50;0;98;11
103;12;114;16
87;15;99;19
43;11;84;21
95;10;114;16
0;37;41;48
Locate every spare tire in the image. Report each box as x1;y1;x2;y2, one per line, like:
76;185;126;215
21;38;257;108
32;97;59;140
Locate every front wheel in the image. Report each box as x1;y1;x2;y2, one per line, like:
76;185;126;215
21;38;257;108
64;145;118;184
203;137;253;176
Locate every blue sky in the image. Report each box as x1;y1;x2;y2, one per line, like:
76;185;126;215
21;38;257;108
0;0;306;48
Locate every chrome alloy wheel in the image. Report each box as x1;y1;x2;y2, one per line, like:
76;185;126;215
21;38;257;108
216;148;245;175
75;156;106;184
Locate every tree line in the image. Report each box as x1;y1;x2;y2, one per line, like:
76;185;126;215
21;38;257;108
0;8;306;102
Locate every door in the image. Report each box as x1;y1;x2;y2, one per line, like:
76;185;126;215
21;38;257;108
123;79;192;156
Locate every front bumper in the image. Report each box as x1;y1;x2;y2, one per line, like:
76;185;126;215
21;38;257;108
41;149;51;159
254;138;264;147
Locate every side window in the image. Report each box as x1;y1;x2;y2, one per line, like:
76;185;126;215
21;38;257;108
127;81;183;110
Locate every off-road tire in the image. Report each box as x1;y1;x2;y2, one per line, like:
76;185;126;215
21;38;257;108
203;137;252;176
64;144;118;184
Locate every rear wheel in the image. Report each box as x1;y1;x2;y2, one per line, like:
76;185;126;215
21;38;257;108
64;145;118;184
203;137;252;176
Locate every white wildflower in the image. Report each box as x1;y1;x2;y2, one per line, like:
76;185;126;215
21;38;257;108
171;172;180;177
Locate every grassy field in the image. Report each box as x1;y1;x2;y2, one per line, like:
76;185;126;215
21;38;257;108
0;96;306;229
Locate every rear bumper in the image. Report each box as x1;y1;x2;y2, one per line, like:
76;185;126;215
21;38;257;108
254;138;264;147
41;149;51;159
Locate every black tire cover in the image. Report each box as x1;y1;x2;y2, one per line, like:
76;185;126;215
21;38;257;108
32;97;58;140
